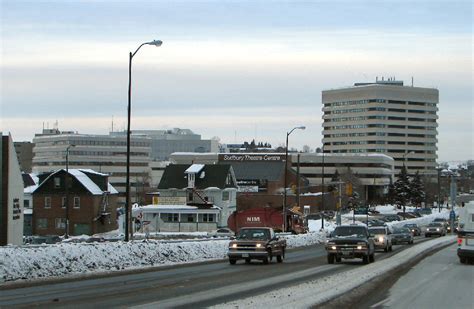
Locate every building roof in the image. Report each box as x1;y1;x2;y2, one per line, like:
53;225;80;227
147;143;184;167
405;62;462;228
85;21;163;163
158;164;236;190
33;169;118;195
229;161;285;181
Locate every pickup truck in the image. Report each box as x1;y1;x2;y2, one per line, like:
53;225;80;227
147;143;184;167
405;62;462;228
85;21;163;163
325;225;375;264
227;227;286;265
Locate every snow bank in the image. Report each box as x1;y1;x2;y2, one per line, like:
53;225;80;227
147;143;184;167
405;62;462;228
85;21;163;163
215;235;457;309
0;232;326;283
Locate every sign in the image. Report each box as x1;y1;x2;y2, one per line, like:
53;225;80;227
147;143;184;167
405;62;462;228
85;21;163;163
219;154;283;162
353;208;368;215
155;196;187;205
238;186;259;193
450;210;456;220
12;198;21;220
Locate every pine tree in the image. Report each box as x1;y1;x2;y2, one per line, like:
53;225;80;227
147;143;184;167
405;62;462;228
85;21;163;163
409;171;426;208
393;166;410;212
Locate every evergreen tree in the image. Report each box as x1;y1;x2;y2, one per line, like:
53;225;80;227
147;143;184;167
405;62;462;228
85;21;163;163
409;171;426;208
393;166;411;212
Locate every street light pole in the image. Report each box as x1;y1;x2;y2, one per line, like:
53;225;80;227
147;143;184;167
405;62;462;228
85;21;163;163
283;126;305;232
437;167;442;213
125;39;162;242
65;144;75;239
321;145;325;230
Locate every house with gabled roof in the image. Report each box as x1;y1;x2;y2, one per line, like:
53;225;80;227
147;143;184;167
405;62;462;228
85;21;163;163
32;169;118;236
154;164;238;228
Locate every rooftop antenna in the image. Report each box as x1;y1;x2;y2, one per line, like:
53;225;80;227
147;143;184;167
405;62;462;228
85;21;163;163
111;116;114;132
411;76;414;87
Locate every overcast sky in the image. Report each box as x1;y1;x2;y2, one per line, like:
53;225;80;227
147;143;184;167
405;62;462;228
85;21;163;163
1;0;472;161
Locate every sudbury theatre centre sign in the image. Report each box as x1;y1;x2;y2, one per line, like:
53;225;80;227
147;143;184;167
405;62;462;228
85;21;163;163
218;154;284;162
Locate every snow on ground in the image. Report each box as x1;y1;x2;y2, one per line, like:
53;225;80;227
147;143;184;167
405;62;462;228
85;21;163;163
0;205;454;284
0;231;326;283
213;235;457;309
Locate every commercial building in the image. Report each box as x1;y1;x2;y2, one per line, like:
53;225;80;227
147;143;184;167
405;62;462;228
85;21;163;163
111;128;219;160
1;133;24;245
322;79;438;175
169;152;394;206
32;128;151;205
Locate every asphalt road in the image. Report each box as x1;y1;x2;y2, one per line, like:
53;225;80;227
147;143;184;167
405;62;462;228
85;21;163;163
0;236;430;309
369;243;473;309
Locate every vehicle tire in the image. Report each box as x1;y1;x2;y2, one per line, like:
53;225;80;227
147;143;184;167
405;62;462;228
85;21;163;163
384;246;388;252
263;256;269;265
327;254;335;264
389;245;393;252
277;254;283;263
245;258;251;264
335;256;341;263
369;253;375;263
425;234;429;238
459;257;466;264
363;255;369;264
229;259;236;265
267;249;273;262
409;240;414;244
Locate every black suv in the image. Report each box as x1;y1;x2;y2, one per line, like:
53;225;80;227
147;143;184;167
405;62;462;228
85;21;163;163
325;225;375;264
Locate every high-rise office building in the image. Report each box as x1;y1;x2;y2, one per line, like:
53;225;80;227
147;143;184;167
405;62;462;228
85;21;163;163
322;79;438;175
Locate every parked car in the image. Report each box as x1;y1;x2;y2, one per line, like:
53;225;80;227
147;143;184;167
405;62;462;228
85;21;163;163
397;212;416;220
415;208;432;215
425;222;446;237
208;228;234;238
227;227;286;264
368;226;393;252
392;227;414;245
403;223;422;236
383;214;402;222
325;224;375;264
408;211;422;218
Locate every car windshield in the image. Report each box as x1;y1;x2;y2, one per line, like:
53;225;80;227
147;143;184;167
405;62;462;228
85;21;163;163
368;228;386;234
428;223;443;227
404;224;416;228
333;226;367;238
394;228;410;233
237;229;270;240
433;218;445;222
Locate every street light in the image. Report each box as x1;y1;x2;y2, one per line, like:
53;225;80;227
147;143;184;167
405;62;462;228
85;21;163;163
65;144;75;239
403;151;415;173
437;166;442;213
283;126;305;232
125;39;162;242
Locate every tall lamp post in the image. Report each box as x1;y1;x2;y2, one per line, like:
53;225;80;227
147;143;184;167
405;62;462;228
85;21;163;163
437;166;442;213
125;39;162;241
321;145;325;230
283;126;305;232
65;144;75;239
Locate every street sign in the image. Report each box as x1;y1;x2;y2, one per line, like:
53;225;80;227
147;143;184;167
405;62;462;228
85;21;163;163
449;210;456;220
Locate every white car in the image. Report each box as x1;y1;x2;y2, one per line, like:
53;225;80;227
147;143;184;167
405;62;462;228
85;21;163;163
208;228;234;238
369;226;393;252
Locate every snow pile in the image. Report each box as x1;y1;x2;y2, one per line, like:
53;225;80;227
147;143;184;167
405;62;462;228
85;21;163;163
0;232;326;283
215;235;457;309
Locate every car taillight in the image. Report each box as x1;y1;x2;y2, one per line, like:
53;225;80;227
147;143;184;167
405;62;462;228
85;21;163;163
457;238;463;246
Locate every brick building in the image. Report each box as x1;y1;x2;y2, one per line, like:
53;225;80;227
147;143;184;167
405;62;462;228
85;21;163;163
32;169;118;236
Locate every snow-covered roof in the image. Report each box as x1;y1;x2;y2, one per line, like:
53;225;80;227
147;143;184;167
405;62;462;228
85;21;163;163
185;164;205;174
33;169;118;195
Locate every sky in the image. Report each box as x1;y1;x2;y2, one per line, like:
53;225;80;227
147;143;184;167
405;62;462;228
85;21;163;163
1;0;472;161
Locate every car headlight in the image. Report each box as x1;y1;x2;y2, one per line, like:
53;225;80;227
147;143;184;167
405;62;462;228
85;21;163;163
231;243;237;248
378;236;384;242
356;245;363;250
256;243;262;248
331;246;337;250
436;228;440;231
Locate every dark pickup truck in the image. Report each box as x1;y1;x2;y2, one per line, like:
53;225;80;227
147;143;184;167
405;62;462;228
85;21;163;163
325;224;375;264
227;227;286;264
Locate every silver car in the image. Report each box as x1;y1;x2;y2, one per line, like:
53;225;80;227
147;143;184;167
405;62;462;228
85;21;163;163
425;222;446;237
368;226;393;252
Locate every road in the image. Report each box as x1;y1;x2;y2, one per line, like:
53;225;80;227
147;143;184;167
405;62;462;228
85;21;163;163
369;243;473;309
0;237;428;308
